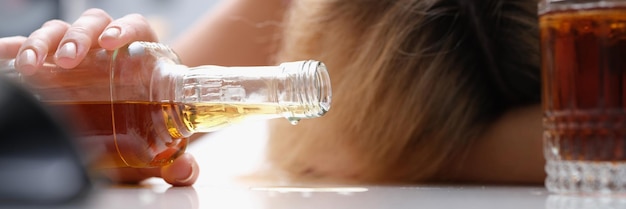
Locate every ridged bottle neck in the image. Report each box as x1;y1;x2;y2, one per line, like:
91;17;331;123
277;60;332;122
177;60;331;129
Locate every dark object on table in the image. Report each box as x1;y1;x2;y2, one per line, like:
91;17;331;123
0;76;92;207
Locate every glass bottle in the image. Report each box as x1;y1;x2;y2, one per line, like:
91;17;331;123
0;41;332;168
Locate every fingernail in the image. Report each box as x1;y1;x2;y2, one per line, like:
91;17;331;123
56;42;77;59
101;27;121;40
18;49;36;68
176;162;198;183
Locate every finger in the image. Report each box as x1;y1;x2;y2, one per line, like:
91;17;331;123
99;13;159;50
0;36;27;59
160;153;199;187
14;20;70;75
54;8;113;69
99;153;198;186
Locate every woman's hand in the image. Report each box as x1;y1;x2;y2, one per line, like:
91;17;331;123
0;8;200;186
0;8;159;74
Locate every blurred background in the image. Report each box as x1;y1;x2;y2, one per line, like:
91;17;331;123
0;0;219;43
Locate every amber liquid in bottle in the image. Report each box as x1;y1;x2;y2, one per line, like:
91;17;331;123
48;101;301;168
47;101;186;168
541;8;626;162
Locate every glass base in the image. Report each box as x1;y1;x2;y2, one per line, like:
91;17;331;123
546;194;626;209
546;160;626;194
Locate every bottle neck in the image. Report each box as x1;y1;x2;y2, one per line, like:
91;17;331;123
177;60;331;132
276;61;332;121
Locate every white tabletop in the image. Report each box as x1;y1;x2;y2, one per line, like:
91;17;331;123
87;184;553;209
86;182;626;209
82;120;626;209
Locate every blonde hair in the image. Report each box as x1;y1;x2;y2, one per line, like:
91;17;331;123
266;0;540;183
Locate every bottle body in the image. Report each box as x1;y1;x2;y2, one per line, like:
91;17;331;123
47;101;187;168
4;42;186;168
1;42;332;168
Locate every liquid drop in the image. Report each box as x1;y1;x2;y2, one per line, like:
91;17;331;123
288;118;300;125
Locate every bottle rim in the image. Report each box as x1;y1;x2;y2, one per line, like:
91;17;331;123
279;60;332;120
300;60;332;117
311;61;332;114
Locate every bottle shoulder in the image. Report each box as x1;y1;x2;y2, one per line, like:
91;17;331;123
124;41;182;64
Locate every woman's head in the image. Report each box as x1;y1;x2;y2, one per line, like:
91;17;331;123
266;0;541;183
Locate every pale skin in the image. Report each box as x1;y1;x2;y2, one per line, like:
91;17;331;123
0;0;545;186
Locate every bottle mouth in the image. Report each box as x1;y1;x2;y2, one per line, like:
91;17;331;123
280;60;332;120
309;60;332;115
